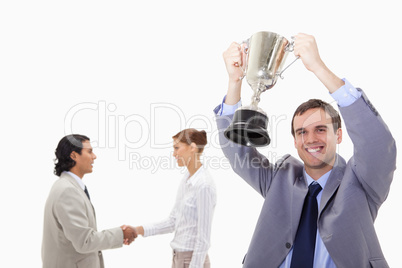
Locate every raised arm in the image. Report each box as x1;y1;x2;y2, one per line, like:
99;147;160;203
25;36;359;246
216;41;291;196
340;92;396;206
223;42;246;105
294;34;396;205
293;33;345;93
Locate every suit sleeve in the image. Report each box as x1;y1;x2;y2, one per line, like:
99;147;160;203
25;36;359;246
340;90;397;206
214;105;275;197
54;187;123;254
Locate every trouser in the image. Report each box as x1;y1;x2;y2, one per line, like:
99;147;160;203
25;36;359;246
171;251;210;268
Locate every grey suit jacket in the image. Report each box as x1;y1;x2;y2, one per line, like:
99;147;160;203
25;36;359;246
42;172;123;268
215;91;396;268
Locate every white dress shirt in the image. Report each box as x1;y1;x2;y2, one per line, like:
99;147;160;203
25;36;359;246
143;166;217;268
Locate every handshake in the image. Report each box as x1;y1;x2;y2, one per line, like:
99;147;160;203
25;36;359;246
120;225;144;245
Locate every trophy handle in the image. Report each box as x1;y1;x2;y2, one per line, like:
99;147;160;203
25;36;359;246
238;39;249;80
277;56;300;79
277;37;299;79
285;36;296;52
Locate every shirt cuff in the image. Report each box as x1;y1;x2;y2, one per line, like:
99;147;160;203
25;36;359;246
142;225;154;237
217;95;242;116
330;78;361;107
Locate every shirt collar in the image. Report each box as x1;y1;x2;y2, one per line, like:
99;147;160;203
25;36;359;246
304;169;332;189
65;171;86;190
185;166;204;186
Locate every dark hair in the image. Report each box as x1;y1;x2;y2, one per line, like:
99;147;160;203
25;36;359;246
54;134;90;176
291;99;341;137
172;128;208;153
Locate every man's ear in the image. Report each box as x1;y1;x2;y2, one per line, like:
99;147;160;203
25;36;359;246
70;151;77;160
336;128;343;144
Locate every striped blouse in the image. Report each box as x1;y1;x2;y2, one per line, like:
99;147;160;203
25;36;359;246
143;166;217;268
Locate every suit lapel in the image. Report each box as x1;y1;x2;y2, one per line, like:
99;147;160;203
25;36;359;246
61;172;97;217
319;155;346;217
291;175;309;235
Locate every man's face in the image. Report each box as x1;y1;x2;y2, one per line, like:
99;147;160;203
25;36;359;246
293;108;342;176
70;140;97;177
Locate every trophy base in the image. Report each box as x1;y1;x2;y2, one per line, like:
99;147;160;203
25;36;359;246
224;108;270;147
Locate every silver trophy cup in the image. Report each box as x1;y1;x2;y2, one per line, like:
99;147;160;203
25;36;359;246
224;31;298;147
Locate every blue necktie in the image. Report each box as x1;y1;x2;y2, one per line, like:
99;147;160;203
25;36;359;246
84;186;91;200
290;182;322;268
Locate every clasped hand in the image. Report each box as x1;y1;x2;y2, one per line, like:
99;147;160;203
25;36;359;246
120;225;138;245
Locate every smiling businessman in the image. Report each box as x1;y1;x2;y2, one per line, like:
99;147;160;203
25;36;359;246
214;33;397;268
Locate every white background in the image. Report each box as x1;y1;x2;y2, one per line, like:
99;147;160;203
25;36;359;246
1;0;401;267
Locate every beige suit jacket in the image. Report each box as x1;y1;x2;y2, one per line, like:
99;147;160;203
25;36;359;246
42;172;123;268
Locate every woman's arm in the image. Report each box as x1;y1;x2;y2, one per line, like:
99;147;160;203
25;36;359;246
189;185;217;268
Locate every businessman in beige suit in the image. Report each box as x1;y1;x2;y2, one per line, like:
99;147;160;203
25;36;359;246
42;134;137;268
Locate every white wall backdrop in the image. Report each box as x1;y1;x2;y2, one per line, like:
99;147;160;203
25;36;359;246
1;0;401;267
